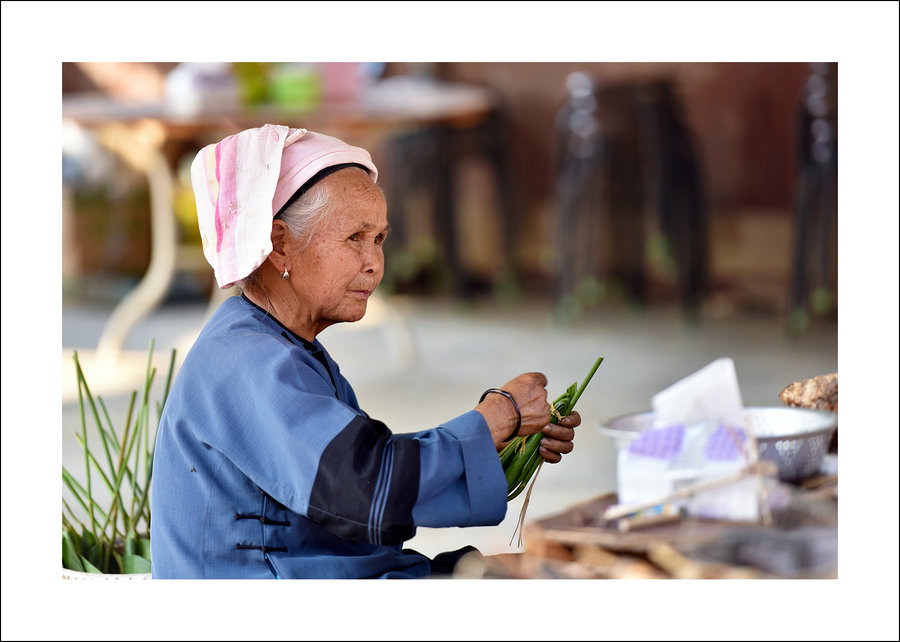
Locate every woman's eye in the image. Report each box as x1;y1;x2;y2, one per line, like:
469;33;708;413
348;231;387;244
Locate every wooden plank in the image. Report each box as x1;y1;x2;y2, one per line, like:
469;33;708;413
523;493;770;555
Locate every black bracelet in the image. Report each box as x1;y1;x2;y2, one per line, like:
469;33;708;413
479;388;522;441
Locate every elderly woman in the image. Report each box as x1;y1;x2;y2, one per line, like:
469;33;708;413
150;124;580;578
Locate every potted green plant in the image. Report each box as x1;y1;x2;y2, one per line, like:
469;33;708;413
62;340;176;579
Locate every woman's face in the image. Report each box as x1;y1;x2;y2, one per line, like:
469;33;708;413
287;168;389;335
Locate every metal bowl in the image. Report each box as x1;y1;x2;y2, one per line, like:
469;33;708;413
595;406;838;483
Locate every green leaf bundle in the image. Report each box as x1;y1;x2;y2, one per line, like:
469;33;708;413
62;341;175;574
500;355;604;546
501;355;604;501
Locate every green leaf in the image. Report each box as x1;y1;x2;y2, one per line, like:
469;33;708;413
62;531;86;572
121;553;151;574
79;528;96;555
499;440;518;467
138;536;152;561
105;550;122;575
500;355;605;502
63;342;175;574
124;534;136;556
86;541;105;571
566;355;604;412
62;469;93;521
80;555;104;574
62;498;90;534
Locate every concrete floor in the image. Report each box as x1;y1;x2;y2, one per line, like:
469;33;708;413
60;292;839;559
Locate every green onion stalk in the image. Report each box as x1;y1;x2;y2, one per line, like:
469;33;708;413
500;355;604;545
62;341;176;574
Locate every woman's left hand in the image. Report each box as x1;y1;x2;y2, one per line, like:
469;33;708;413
538;411;580;464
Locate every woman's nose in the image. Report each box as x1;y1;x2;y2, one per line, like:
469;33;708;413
362;244;384;275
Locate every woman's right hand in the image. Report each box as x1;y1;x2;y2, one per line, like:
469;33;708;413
474;372;552;450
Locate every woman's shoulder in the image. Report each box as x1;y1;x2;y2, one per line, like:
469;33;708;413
188;296;299;362
179;296;344;398
202;295;283;339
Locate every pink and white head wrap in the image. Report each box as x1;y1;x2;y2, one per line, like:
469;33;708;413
191;124;378;288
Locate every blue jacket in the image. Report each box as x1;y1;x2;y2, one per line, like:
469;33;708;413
150;295;507;578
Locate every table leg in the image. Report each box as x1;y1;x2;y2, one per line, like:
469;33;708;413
94;124;177;366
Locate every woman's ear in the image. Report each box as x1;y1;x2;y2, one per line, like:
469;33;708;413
270;219;288;258
267;219;293;275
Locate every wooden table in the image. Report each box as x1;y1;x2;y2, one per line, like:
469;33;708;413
63;77;510;365
514;475;838;579
471;469;837;580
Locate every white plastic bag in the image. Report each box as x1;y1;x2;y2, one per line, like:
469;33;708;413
615;358;762;522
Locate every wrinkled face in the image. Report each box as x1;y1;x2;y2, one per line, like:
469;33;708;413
289;168;389;333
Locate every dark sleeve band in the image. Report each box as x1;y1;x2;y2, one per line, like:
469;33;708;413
307;413;420;545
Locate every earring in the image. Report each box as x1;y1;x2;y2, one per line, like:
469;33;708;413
282;268;289;279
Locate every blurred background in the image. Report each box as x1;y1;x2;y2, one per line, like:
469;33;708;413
58;59;845;558
62;60;839;329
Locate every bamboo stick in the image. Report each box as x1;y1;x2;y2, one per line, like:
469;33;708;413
603;460;777;521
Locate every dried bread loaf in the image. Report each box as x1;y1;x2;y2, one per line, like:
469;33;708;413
779;373;838;412
779;372;838;451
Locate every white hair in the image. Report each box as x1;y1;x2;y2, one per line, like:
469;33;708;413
236;182;332;290
275;182;334;251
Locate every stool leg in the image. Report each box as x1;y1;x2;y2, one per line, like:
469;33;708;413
617;143;646;305
788;163;815;333
813;154;838;317
381;129;437;292
481;110;520;298
380;135;411;291
553;153;583;309
433;125;464;296
678;139;708;321
823;156;838;308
